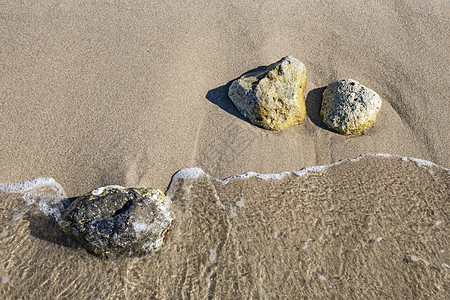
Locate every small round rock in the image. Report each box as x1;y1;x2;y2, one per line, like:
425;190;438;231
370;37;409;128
59;185;175;259
321;79;382;135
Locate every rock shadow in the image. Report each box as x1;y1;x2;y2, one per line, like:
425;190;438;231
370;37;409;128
26;197;81;249
205;65;270;124
305;87;334;132
206;80;247;123
207;69;335;133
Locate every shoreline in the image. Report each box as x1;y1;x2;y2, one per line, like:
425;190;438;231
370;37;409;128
1;154;448;299
1;0;448;298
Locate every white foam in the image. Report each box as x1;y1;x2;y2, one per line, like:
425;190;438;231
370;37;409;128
222;154;449;183
0;177;66;197
1;153;446;226
442;263;449;269
221;171;290;183
0;177;67;221
435;221;442;226
209;249;216;262
411;255;430;266
172;167;207;181
369;153;393;158
319;275;327;281
224;154;447;184
1;276;9;284
167;154;448;191
294;165;327;177
402;157;436;168
165;168;209;198
376;237;383;242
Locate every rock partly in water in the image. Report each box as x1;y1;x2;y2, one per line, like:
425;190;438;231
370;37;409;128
59;185;175;259
321;79;382;135
228;56;307;131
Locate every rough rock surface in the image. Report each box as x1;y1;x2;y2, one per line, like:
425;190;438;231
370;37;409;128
321;79;382;135
228;56;307;131
59;185;175;258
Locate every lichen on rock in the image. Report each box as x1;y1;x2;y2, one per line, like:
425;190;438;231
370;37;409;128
228;56;307;131
321;79;382;135
58;185;175;259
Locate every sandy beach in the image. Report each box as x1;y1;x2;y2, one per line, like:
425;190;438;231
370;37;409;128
1;0;449;299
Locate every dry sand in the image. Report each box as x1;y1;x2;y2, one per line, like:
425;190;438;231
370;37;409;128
0;0;449;299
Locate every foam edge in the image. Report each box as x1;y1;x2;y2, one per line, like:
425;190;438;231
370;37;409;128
168;153;449;187
1;154;448;217
0;177;67;221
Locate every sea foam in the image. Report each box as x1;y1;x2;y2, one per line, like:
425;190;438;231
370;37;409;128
171;167;207;180
1;154;448;219
0;177;67;221
169;153;449;188
0;177;65;197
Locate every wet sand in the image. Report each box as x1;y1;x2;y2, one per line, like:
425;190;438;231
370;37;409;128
1;0;449;194
1;156;449;299
0;0;449;299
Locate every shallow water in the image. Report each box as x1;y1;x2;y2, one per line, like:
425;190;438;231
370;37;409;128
0;155;449;299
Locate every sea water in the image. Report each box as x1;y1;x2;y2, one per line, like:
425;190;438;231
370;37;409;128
0;154;449;299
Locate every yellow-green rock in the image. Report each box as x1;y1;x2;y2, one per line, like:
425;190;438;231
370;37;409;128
228;56;307;131
321;79;382;135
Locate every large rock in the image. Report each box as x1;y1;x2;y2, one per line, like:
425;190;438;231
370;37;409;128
228;56;307;131
321;79;382;135
59;185;175;258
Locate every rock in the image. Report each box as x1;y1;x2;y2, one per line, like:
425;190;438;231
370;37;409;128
321;79;382;135
228;56;307;131
59;185;175;258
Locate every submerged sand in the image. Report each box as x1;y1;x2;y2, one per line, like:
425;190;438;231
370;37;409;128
0;0;449;299
0;155;449;299
1;0;449;194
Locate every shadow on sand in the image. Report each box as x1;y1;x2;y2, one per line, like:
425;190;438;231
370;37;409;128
205;64;273;125
205;79;247;122
206;78;333;133
26;196;81;250
305;86;334;132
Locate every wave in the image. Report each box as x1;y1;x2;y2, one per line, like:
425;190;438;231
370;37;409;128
168;153;449;186
0;177;67;221
1;153;448;221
